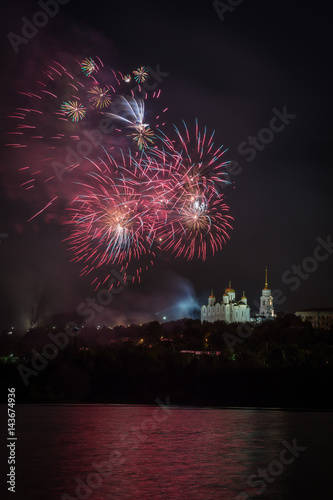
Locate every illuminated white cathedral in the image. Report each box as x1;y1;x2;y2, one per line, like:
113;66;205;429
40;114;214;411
201;268;274;323
201;281;251;324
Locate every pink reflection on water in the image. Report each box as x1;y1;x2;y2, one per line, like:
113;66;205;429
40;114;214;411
14;405;307;500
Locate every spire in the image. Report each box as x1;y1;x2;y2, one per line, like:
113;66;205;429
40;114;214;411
264;266;269;290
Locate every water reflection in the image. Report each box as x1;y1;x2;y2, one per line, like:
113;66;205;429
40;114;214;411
9;405;332;499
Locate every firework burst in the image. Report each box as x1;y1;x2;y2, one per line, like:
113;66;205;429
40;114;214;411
6;53;235;290
155;185;233;261
131;124;155;150
88;86;112;109
60;100;86;122
133;66;149;83
65;153;158;273
154;119;230;194
81;57;98;76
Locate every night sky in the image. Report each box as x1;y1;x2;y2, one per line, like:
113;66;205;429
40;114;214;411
0;0;331;330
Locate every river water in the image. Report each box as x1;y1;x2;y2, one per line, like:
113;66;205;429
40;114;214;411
2;404;333;499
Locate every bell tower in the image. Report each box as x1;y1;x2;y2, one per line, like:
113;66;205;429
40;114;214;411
259;267;274;318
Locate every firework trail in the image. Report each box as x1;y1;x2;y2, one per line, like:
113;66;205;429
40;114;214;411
153;119;231;194
5;55;131;223
105;96;146;127
6;56;124;174
105;96;156;150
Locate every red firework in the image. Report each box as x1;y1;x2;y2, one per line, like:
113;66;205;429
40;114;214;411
63;152;159;289
153;119;231;194
155;182;233;261
6;53;235;288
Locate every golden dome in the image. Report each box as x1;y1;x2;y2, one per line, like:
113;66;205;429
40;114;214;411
225;280;235;293
241;290;247;299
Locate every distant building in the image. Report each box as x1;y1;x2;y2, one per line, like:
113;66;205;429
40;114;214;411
201;281;251;324
295;309;333;330
201;267;275;323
